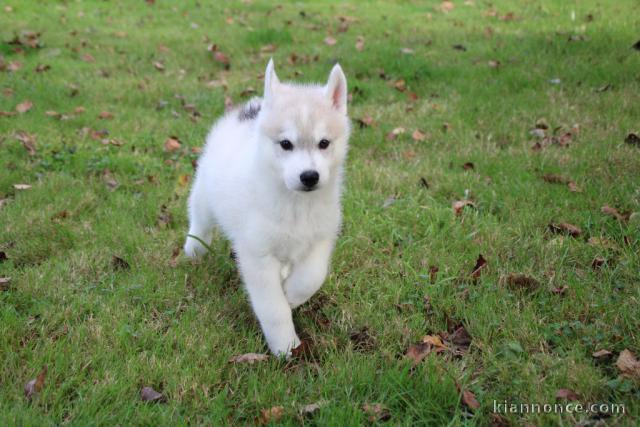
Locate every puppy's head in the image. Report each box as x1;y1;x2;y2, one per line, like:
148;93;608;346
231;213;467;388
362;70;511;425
257;59;350;193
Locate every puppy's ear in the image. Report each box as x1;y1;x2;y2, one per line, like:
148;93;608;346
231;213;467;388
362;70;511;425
263;58;280;104
325;63;347;115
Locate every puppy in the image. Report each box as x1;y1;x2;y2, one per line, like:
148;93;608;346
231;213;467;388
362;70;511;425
184;59;350;356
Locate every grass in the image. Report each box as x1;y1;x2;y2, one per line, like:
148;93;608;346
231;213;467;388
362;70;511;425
1;0;639;424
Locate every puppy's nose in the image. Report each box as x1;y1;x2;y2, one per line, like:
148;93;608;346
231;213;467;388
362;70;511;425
299;170;319;188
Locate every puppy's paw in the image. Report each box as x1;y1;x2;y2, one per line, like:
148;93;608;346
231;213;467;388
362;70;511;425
184;237;209;258
268;332;301;359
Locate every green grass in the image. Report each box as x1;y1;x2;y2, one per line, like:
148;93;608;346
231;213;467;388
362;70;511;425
1;0;639;425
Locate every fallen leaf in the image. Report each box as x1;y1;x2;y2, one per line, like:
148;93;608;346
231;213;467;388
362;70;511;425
356;115;375;128
229;353;269;364
111;255;130;270
153;61;165;71
461;389;480;410
0;111;16;116
299;400;326;417
452;44;467;51
290;339;313;360
601;206;627;222
488;59;500;68
157;204;172;228
0;251;6;262
13;184;32;190
98;111;114;120
24;365;47;400
551;285;568;295
548;223;582;237
15;131;36;155
355;36;365;51
470;254;487;278
140;386;166;403
411;129;426;141
625;133;640;146
567;181;581;192
324;36;337;46
361;403;390;422
591;257;606;270
401;47;414;55
7;61;22;71
259;406;284;424
81;53;95;63
633;40;640;51
439;1;455;13
592;349;613;359
394;79;406;92
616;349;640;380
542;174;569;184
212;51;230;67
102;169;118;191
16;100;33;113
34;64;50;73
260;44;277;53
349;327;376;352
385;127;405;141
448;325;472;350
556;389;579;401
0;277;10;291
500;273;540;290
453;200;476;216
164;136;181;152
462;162;474;170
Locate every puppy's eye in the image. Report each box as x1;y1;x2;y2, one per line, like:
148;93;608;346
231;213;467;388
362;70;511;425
279;139;294;151
318;139;331;149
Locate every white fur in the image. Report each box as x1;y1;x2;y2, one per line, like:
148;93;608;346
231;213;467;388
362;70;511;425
184;60;350;356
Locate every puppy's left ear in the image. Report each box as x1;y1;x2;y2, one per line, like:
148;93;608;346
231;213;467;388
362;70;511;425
325;63;347;115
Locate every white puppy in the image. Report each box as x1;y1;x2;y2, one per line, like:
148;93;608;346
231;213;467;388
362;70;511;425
184;59;350;356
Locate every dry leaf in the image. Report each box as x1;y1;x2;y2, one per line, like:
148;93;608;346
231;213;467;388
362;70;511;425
140;386;166;402
355;36;365;51
461;389;480;410
259;406;284;424
411;129;426;141
601;205;627;222
81;53;95;63
15;131;36;155
439;1;455;13
453;200;476;216
616;349;640;380
470;254;487;278
385;127;405;141
592;349;612;359
555;389;579;401
102;169;118;191
0;277;10;291
164;136;181;152
111;255;130;270
361;403;391;422
229;353;269;364
13;184;32;190
153;61;165;71
324;36;337;46
501;273;540;290
213;51;230;67
299;400;326;417
16;100;33;114
623;133;639;146
98;111;114;120
24;365;47;400
394;79;406;92
548;223;582;237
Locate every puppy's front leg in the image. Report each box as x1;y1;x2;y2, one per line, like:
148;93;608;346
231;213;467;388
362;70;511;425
235;249;300;356
284;239;333;309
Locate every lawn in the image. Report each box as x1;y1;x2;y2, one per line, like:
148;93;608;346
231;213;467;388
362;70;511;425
1;0;639;425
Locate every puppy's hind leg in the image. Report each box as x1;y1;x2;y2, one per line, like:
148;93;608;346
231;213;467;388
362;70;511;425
184;187;214;258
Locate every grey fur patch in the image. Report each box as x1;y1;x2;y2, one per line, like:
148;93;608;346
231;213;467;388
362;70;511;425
238;102;261;121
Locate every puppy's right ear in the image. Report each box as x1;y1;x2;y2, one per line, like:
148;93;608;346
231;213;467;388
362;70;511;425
263;58;280;104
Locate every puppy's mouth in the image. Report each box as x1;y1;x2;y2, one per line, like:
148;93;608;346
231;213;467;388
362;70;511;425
299;186;317;192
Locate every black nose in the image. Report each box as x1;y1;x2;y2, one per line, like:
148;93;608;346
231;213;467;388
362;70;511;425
299;170;319;188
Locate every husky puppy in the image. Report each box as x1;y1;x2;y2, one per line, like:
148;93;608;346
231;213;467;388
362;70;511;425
184;59;350;356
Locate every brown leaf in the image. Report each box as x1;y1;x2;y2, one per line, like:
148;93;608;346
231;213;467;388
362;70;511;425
470;254;487;279
0;277;10;291
405;342;432;365
153;61;165;71
13;184;32;190
24;365;47;400
616;349;640;380
350;327;376;352
385;127;405;141
500;273;540;290
411;129;426;141
16;100;33;114
394;79;406;92
567;181;581;192
591;257;606;270
543;174;569;184
0;251;6;262
453;200;476;216
140;386;166;403
324;36;337;46
439;1;455;13
102;169;118;191
16;131;37;155
81;53;95;63
448;325;472;349
361;403;391;422
592;349;613;359
356;115;375;128
7;61;22;72
461;389;480;410
213;51;230;67
548;222;582;237
35;64;50;73
299;401;326;417
555;388;579;401
601;205;628;222
157;204;172;228
0;111;16;116
551;285;568;295
164;136;181;152
462;162;474;170
355;36;365;51
259;406;284;424
624;132;639;146
229;353;269;364
111;255;130;271
98;111;114;120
